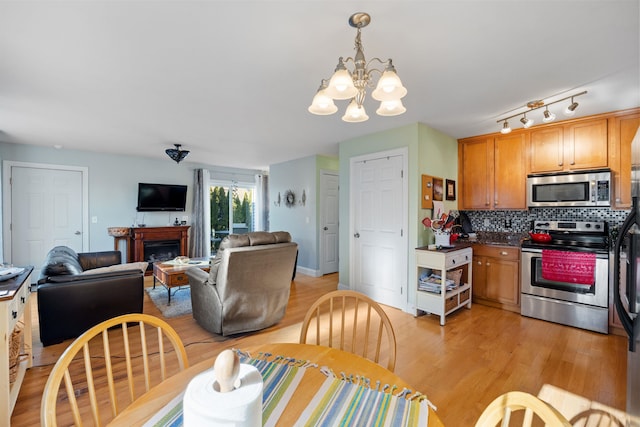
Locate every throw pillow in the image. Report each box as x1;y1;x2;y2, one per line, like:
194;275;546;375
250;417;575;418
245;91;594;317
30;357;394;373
80;262;148;275
42;246;83;276
446;268;463;286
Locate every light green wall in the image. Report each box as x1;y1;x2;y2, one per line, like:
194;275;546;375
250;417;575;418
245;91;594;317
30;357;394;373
337;123;457;312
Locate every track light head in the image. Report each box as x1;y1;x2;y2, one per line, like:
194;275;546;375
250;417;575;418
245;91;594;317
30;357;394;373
542;108;556;123
501;121;512;134
520;115;534;128
565;98;579;116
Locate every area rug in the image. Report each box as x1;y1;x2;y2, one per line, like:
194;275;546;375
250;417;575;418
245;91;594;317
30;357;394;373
145;286;192;318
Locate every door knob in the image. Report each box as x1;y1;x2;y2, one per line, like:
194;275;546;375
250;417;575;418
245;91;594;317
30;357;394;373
354;232;360;238
74;231;82;235
324;227;328;230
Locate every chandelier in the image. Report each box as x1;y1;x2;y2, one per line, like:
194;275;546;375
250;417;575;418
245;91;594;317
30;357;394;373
308;12;407;123
497;91;587;134
165;143;190;163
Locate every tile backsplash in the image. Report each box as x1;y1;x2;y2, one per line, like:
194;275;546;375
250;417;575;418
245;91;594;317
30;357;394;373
463;207;630;235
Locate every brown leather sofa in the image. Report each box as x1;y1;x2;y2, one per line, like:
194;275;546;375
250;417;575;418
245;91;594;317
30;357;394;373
37;246;146;346
186;231;298;336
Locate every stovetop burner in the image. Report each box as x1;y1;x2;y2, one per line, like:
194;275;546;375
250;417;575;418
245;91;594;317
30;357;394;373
522;220;609;253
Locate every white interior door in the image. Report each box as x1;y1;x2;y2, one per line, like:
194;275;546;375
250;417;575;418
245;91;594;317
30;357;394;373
320;170;339;275
351;152;407;309
6;163;87;278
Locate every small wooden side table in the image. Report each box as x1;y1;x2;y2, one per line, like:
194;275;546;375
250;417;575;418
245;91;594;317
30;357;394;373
152;259;209;305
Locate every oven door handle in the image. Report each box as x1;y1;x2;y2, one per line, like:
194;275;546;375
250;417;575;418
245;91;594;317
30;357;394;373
614;198;636;350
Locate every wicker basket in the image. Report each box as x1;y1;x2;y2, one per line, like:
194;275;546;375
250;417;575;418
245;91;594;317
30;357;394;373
108;227;130;237
9;323;23;384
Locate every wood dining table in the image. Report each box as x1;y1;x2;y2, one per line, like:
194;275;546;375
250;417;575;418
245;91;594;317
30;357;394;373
108;342;444;426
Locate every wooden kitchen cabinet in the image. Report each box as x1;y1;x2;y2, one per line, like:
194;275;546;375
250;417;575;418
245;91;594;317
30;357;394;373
471;244;520;312
529;118;608;173
609;109;640;209
458;133;526;210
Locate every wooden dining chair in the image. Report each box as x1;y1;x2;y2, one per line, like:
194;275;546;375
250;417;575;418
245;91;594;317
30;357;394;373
299;290;397;372
41;313;189;427
475;391;572;427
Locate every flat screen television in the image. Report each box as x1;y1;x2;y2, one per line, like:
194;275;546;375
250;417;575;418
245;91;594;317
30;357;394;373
136;183;187;212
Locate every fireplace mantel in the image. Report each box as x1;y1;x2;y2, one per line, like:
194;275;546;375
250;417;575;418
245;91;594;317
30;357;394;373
128;226;190;272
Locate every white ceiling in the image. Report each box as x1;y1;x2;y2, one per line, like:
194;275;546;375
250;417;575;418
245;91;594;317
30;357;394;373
0;1;638;170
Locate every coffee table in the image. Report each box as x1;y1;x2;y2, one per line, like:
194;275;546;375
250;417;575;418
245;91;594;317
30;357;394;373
152;258;209;305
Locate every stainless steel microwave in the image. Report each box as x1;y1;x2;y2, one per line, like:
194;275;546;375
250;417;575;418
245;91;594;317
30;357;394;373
527;169;611;208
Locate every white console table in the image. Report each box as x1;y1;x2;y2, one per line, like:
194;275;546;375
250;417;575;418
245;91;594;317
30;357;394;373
415;245;473;325
0;266;33;425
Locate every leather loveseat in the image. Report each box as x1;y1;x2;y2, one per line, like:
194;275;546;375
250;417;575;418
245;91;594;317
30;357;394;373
37;246;147;346
186;231;298;336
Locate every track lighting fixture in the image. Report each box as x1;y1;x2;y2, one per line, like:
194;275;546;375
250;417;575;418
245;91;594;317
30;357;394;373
308;12;407;123
496;91;586;132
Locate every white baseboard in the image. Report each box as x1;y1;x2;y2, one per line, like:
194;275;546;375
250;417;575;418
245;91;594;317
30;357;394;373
295;266;321;277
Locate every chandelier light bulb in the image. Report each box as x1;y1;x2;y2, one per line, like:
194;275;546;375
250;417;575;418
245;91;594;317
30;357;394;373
325;61;357;100
342;99;369;123
308;85;338;115
376;99;406;116
372;67;407;101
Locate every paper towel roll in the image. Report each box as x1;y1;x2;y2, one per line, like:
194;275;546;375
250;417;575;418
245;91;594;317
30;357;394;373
183;363;263;426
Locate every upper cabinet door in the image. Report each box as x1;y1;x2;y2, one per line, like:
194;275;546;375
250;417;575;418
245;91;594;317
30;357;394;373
610;112;640;209
529;127;564;173
564;118;608;171
459;137;493;210
494;134;526;209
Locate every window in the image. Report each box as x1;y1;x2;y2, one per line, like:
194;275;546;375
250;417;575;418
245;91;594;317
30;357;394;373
210;181;256;252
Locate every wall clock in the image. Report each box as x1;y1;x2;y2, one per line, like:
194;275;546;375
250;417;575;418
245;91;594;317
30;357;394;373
284;190;296;208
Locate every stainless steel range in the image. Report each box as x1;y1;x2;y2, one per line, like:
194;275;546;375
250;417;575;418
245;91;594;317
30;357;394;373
521;220;609;334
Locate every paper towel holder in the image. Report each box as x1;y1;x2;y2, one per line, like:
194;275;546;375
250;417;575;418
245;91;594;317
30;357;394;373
213;349;241;392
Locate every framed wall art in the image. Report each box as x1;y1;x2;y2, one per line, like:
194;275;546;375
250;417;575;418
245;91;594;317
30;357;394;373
432;177;443;201
446;179;456;201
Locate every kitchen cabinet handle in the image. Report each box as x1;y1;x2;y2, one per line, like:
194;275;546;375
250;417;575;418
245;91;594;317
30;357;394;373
21;296;25;303
12;310;17;319
486;262;491;266
477;261;482;265
500;251;508;256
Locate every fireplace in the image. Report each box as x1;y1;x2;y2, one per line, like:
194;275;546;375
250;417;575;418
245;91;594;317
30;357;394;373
144;240;180;264
128;226;190;275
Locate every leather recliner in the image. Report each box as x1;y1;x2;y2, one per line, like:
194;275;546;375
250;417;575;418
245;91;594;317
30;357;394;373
37;246;145;346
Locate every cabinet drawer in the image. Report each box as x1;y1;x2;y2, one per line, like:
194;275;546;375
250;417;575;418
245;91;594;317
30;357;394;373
445;248;473;269
472;245;519;260
8;283;30;331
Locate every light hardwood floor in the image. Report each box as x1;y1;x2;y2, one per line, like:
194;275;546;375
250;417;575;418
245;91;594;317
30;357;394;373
12;273;627;426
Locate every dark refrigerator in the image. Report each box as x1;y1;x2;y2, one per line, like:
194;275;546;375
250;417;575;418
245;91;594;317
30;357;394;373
614;127;640;417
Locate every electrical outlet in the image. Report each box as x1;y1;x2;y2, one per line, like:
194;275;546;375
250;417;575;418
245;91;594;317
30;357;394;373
483;218;491;227
91;216;98;223
505;218;512;228
181;215;188;222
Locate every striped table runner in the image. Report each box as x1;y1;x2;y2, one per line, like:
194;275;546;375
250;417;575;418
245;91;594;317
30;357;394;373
294;371;431;427
143;350;432;427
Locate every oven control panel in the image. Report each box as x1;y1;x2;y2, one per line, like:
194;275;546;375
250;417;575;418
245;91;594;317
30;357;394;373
533;221;606;233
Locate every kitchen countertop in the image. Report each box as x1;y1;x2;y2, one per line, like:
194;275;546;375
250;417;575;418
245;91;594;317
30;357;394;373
457;231;526;248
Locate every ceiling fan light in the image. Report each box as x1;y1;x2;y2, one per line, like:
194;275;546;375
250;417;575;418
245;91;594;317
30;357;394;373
542;109;556;123
565;100;579;116
308;88;338;115
501;121;512;134
342;99;369;122
376;99;406;116
371;70;407;101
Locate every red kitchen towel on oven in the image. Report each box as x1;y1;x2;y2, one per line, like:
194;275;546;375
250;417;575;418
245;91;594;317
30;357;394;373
541;249;596;285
